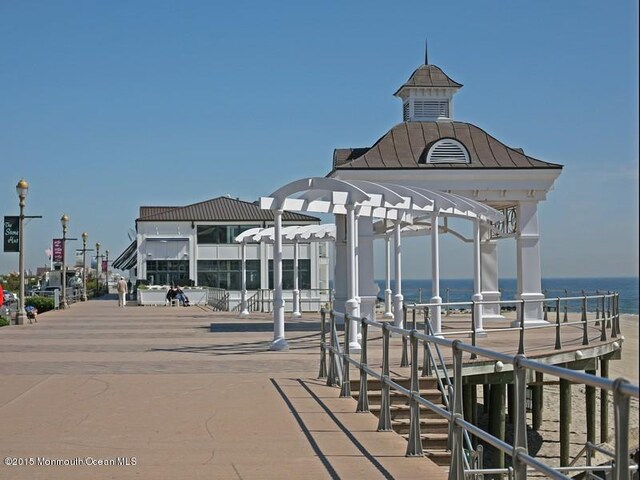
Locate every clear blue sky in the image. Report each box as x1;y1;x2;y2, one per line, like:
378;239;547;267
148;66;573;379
1;1;638;279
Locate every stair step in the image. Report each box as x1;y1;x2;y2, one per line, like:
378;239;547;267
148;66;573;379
391;417;449;434
368;404;445;420
353;390;443;408
402;432;449;449
424;449;451;466
350;377;438;391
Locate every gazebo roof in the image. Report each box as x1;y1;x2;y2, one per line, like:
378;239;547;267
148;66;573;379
393;64;463;96
332;121;563;171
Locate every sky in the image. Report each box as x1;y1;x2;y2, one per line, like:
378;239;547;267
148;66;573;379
1;1;638;280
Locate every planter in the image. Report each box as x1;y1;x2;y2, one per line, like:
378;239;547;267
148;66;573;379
137;288;208;306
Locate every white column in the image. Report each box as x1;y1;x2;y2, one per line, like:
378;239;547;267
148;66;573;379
333;214;348;314
356;216;378;322
345;204;361;352
430;212;442;335
383;233;393;319
291;239;301;318
515;201;545;325
239;242;249;317
270;209;288;350
472;219;485;335
393;222;403;328
480;223;503;319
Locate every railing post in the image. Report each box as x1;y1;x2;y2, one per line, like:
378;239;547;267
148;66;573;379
518;300;525;355
470;300;477;360
318;308;327;379
563;290;569;323
612;378;631;480
512;355;529;480
326;311;339;387
600;295;608;342
406;331;423;456
581;295;589;346
614;293;621;337
377;323;392;432
356;319;369;413
543;289;548;321
448;340;465;480
422;306;432;377
340;314;351;398
400;305;409;367
595;290;600;325
555;297;562;350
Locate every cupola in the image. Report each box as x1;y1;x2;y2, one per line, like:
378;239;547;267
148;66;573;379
394;61;462;122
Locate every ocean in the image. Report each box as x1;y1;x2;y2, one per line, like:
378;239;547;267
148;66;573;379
372;277;639;315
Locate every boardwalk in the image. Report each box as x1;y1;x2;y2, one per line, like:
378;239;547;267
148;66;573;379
0;297;446;480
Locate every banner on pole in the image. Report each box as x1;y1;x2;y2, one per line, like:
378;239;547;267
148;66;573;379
3;216;19;252
102;260;108;272
75;251;84;267
52;238;64;262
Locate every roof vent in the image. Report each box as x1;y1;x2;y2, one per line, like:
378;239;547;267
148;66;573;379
426;139;470;164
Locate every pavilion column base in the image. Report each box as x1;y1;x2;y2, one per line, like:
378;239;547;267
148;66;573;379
269;338;289;351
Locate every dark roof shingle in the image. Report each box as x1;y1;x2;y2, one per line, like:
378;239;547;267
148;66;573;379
332;121;563;171
138;197;319;222
394;64;463;96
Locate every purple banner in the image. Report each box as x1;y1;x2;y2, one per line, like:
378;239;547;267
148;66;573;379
102;260;108;272
52;238;64;262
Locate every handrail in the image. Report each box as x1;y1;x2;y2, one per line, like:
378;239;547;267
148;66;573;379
404;292;620;356
320;304;638;480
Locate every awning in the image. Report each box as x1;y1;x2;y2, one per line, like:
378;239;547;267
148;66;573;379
112;241;137;270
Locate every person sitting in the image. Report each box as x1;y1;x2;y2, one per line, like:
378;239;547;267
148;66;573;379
166;286;179;305
175;286;190;307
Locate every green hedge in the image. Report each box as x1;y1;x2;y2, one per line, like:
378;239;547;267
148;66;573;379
25;296;55;313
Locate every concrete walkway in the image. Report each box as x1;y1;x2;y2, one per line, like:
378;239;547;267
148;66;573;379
0;297;446;479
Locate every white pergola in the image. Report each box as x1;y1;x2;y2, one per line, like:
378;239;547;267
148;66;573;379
235;224;336;320
259;177;503;352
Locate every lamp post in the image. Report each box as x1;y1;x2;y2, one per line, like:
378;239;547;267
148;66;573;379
81;232;88;301
105;249;109;293
95;242;101;295
15;179;28;325
60;214;69;309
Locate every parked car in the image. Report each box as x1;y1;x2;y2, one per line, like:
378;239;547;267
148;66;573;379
3;291;17;303
39;286;61;297
27;287;41;296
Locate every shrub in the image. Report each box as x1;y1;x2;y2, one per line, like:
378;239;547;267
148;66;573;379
0;317;9;327
26;296;55;314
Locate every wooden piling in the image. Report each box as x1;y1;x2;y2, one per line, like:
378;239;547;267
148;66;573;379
560;378;572;466
586;369;596;457
532;372;543;431
600;358;609;443
488;383;506;473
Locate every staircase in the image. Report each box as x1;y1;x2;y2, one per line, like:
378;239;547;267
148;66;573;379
350;376;452;466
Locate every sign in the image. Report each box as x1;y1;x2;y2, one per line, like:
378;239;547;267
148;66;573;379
102;260;108;272
75;251;84;267
3;216;19;252
52;238;64;262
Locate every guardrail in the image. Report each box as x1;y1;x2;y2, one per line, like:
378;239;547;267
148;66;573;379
318;306;639;480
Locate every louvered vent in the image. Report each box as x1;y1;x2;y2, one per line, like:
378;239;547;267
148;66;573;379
403;102;410;121
413;100;449;119
426;139;470;164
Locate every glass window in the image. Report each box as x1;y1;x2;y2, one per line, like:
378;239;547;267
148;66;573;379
269;259;311;290
197;225;259;244
197;260;260;290
146;260;189;286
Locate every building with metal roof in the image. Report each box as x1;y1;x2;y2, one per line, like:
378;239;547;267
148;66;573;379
115;196;329;309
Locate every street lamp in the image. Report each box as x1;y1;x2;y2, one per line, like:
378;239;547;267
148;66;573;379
105;249;109;293
81;232;88;301
95;242;101;295
60;214;69;309
15;179;28;325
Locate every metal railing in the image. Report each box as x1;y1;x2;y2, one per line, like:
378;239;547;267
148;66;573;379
230;288;333;314
402;292;620;357
206;288;230;311
318;307;639;480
